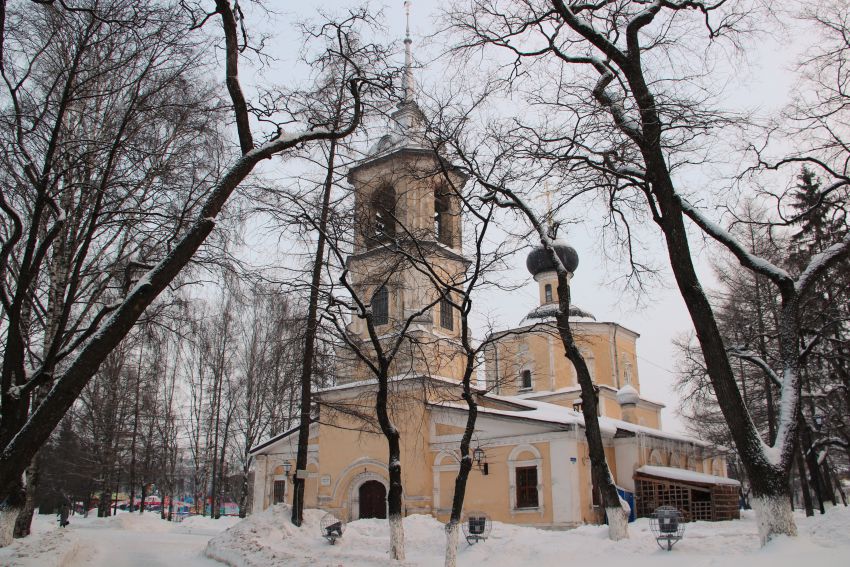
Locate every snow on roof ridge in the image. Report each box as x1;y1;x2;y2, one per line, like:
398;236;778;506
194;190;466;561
316;373;463;394
637;465;740;486
473;392;706;445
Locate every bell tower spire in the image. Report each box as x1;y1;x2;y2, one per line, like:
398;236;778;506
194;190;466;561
402;0;415;103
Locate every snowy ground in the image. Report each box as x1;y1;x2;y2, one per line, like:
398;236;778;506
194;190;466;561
2;505;847;567
207;504;850;567
0;510;239;567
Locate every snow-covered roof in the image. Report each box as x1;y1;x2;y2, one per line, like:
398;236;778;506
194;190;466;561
316;373;466;395
249;425;299;455
434;393;705;446
636;465;740;486
518;383;666;409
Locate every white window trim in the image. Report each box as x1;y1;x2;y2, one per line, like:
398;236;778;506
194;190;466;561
508;445;544;516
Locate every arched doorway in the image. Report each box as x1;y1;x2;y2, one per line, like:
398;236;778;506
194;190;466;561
358;480;386;519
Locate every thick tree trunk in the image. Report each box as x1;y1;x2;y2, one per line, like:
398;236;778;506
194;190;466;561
0;483;25;547
554;272;628;540
292;137;337;526
797;411;823;514
445;387;477;566
649;172;798;543
238;462;250;519
795;441;813;517
444;520;460;567
376;362;404;561
752;495;797;543
13;460;38;538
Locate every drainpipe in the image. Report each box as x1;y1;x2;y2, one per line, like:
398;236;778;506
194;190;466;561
611;324;620;388
494;342;501;395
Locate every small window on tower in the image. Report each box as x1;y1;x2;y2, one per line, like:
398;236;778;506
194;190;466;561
544;284;553;303
372;286;389;326
434;188;452;246
520;369;532;390
372;186;396;243
440;297;454;330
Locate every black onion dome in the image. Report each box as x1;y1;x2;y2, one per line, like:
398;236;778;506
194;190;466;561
526;240;579;276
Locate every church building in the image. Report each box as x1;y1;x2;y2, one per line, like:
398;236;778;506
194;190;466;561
249;10;740;528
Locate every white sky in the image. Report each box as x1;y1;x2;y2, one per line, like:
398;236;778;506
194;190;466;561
227;1;807;434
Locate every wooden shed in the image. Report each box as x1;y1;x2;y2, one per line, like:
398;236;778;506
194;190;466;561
634;465;740;521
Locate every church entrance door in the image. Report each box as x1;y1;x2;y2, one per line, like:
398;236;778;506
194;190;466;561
358;480;386;519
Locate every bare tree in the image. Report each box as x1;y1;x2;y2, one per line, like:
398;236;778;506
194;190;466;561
443;0;850;543
0;0;382;538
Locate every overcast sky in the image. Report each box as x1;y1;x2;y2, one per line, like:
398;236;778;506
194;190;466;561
229;1;808;433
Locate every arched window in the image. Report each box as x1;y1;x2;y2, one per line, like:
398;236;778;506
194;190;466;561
372;286;389;326
544;284;553;303
371;186;396;243
434;187;452;246
520;369;532;390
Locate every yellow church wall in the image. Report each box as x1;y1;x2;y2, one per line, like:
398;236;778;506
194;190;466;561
433;441;556;527
634;405;661;429
572;441;621;523
487;323;641;396
302;385;446;520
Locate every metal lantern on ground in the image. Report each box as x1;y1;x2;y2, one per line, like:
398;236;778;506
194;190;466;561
320;513;344;545
461;511;492;544
649;506;685;551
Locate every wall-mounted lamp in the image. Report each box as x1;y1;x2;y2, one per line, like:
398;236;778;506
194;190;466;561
473;446;489;476
283;460;293;477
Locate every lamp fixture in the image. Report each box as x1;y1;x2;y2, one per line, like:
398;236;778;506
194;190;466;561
283;460;293;477
473;446;489;475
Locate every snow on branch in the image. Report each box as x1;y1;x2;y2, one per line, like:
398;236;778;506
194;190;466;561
677;196;793;287
726;347;782;388
795;232;850;294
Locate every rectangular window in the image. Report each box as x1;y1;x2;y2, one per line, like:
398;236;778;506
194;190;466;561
516;466;539;508
273;480;286;504
440;298;453;330
520;369;532;390
372;286;389;326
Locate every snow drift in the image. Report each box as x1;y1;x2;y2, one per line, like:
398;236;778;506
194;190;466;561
206;503;850;567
